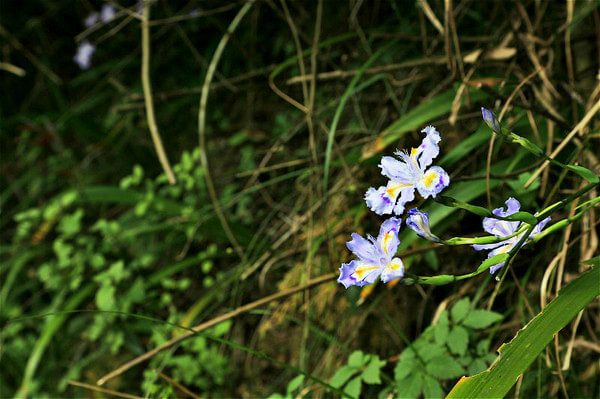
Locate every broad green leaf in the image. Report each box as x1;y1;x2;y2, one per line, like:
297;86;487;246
462;310;503;329
426;356;465;379
286;375;304;395
422;374;444;399
96;283;116;311
451;298;470;323
565;164;599;183
434;322;449;346
420;344;446;362
362;356;386;384
330;365;357;388
448;326;469;356
447;266;600;399
344;376;362;399
396;373;423;399
394;355;416;381
348;351;365;367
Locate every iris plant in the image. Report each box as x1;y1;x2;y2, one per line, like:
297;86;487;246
338;218;404;288
472;197;551;274
365;126;449;216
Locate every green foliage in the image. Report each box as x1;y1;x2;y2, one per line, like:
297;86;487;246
328;351;386;399
2;1;598;398
393;298;501;398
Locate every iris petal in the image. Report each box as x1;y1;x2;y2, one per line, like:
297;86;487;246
346;233;379;264
377;217;402;257
415;166;450;198
417;126;441;170
380;156;413;181
380;258;404;283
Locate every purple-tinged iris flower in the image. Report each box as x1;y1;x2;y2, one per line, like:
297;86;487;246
481;107;501;133
406;208;440;242
74;40;95;70
100;4;116;23
84;11;100;27
365;126;450;216
473;197;551;274
338;218;404;288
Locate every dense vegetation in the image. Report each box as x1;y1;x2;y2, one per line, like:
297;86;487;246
1;1;599;398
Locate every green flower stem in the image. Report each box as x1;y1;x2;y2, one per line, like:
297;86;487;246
531;196;600;244
435;195;537;224
441;225;528;246
535;182;599;221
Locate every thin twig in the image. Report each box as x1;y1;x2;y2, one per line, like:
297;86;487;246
155;369;202;399
141;1;177;185
68;381;143;399
97;273;336;386
198;1;255;259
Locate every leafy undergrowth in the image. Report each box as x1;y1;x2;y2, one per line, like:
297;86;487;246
1;1;599;398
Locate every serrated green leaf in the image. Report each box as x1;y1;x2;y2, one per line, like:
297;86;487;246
423;374;444;399
462;310;503;329
330;365;357;388
420;344;446;362
451;298;470;323
362;356;385;384
396;373;423;399
344;376;362;399
434;323;449;346
348;351;365;367
426;356;465;379
448;326;469;355
394;354;416;382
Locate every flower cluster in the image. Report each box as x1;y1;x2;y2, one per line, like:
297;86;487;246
338;110;551;289
75;4;117;70
471;197;551;274
365;126;449;216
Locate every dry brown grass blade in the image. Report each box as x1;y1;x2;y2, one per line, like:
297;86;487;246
417;0;443;34
141;2;177;185
525;98;600;188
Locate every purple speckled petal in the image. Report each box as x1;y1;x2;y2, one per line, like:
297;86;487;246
380;156;413;181
365;185;395;215
338;260;359;288
377;217;402;257
486;244;513;274
406;208;440;242
417;126;441;170
346;233;378;264
472;241;505;251
392;185;416;215
415;166;449;199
